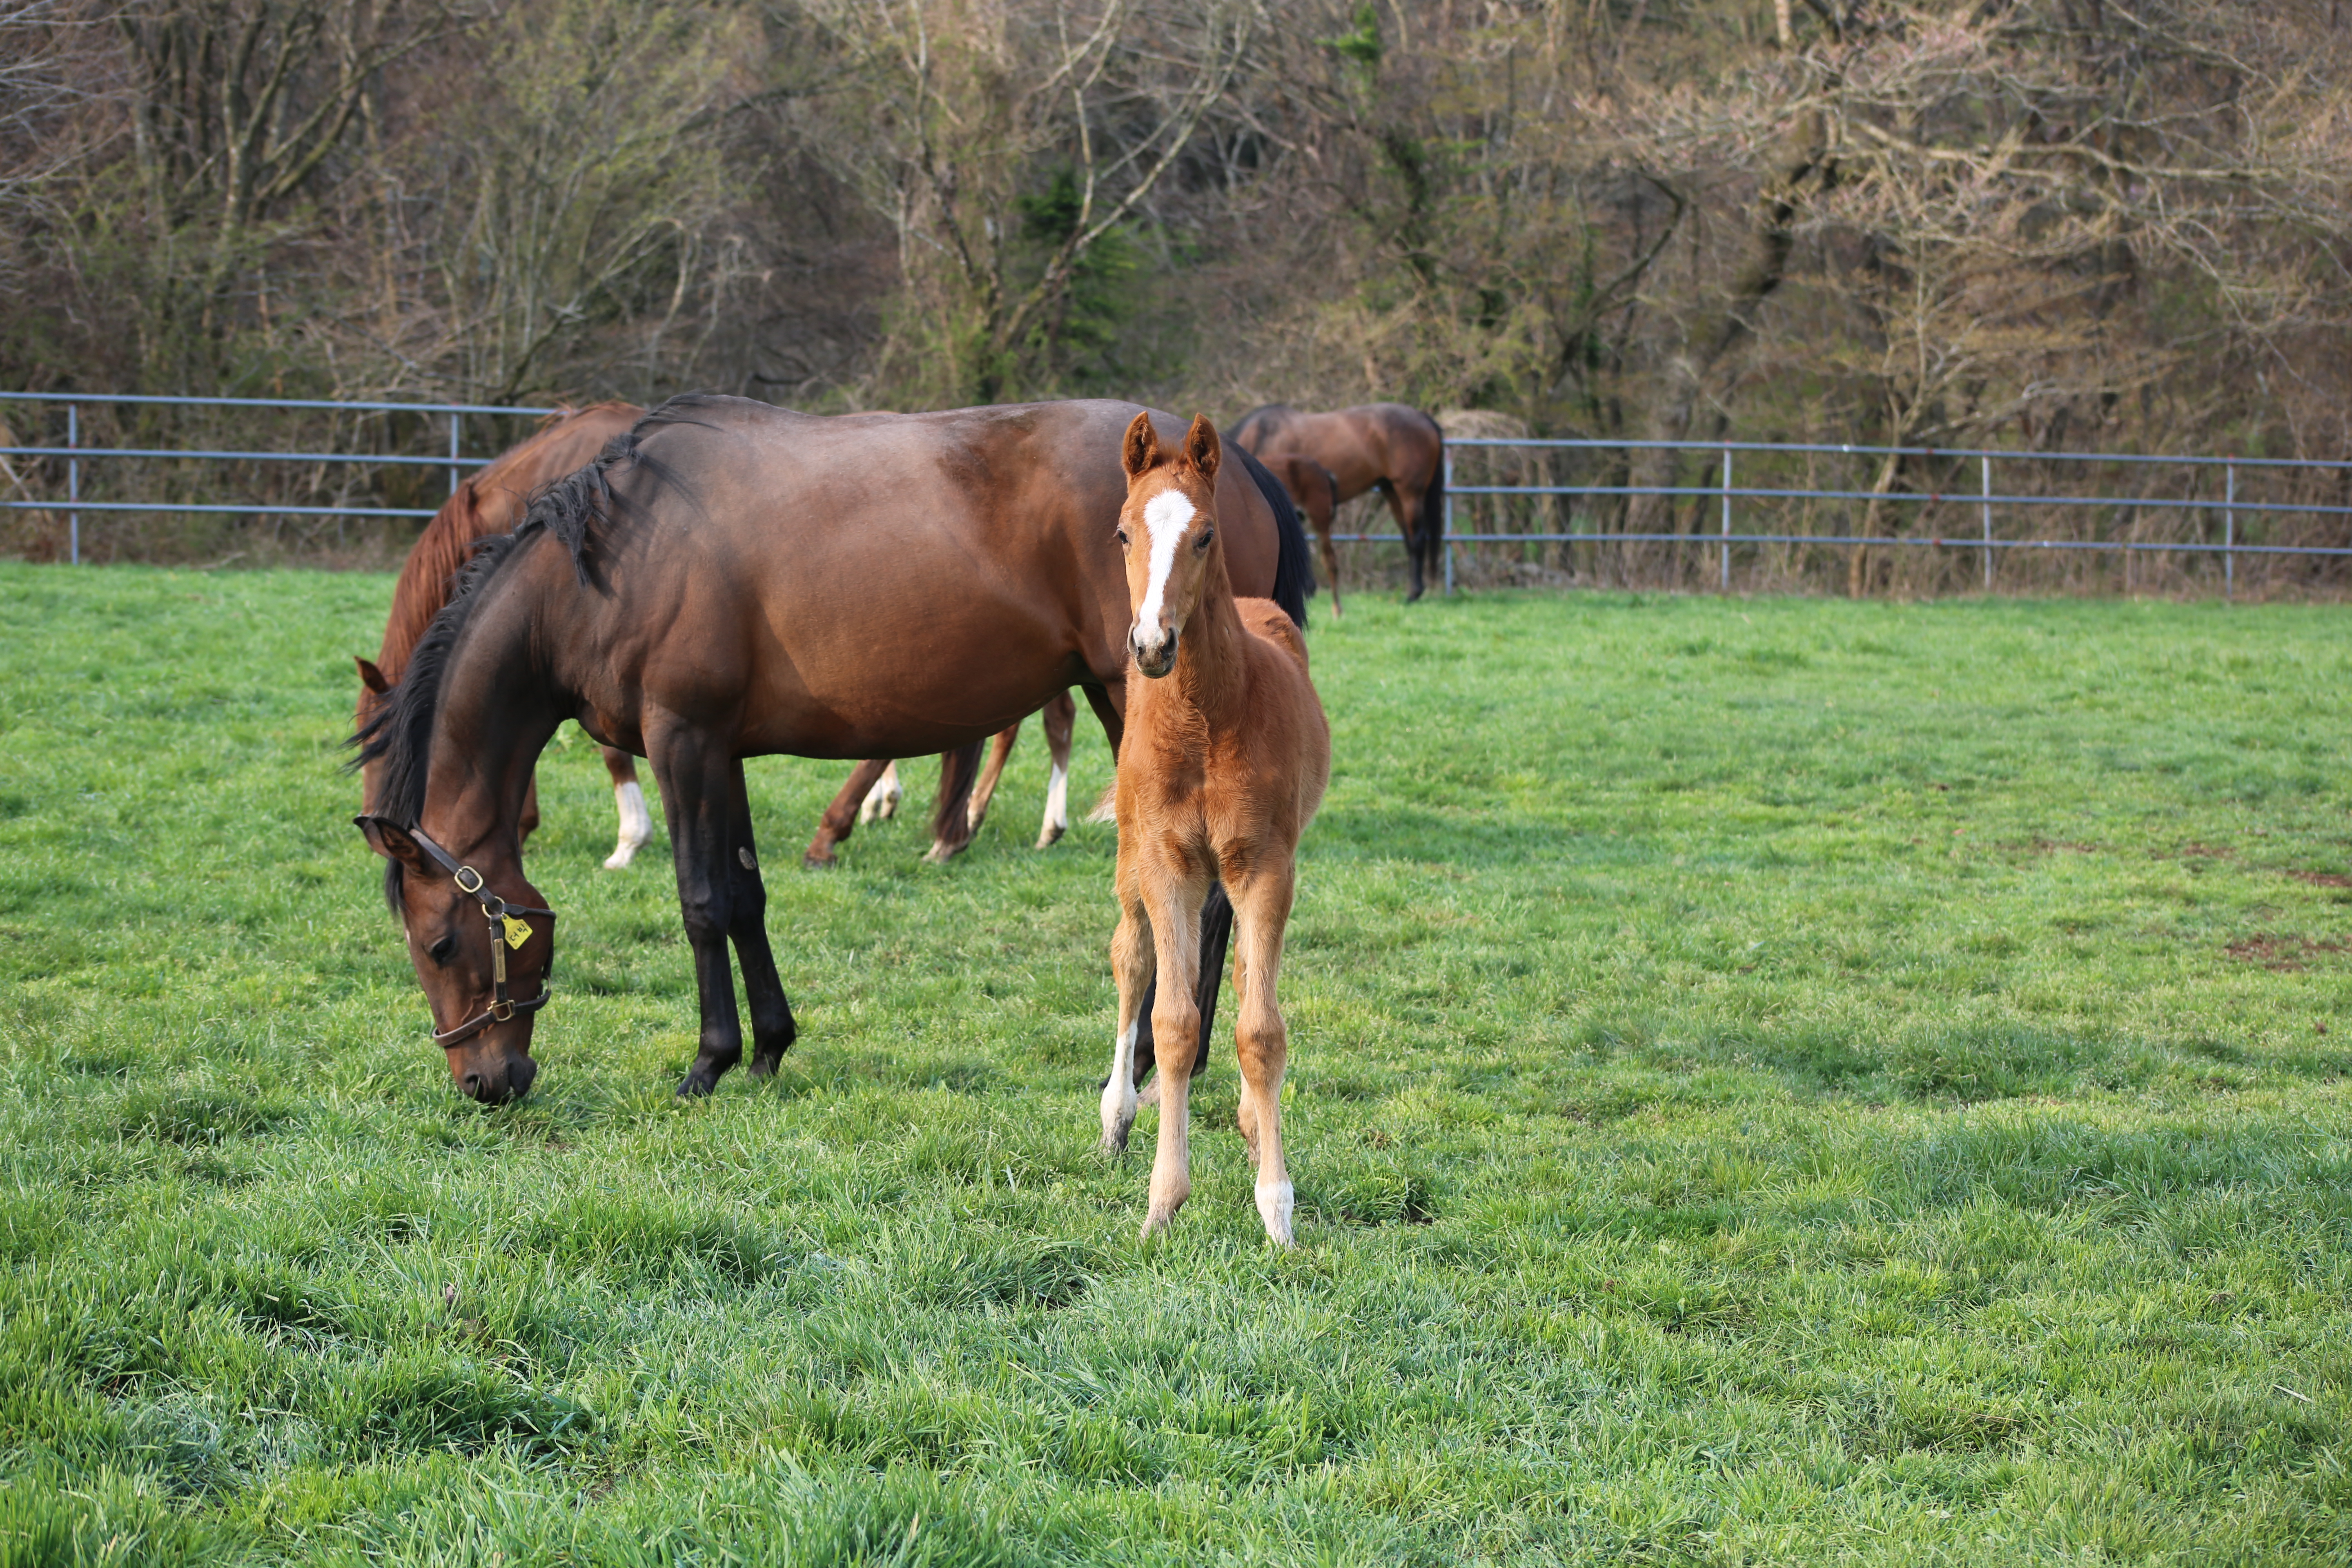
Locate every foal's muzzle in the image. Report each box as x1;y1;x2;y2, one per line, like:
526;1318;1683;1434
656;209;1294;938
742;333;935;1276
1130;626;1178;679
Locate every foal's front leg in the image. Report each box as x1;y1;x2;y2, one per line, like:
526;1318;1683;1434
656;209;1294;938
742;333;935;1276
1100;890;1154;1155
1138;873;1206;1236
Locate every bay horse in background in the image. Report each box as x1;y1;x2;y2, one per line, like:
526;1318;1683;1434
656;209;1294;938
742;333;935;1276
1099;413;1330;1245
356;403;655;869
1229;401;1447;612
352;396;1312;1104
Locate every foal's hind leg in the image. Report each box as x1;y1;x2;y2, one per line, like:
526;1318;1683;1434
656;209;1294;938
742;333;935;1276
1229;865;1298;1245
724;760;798;1078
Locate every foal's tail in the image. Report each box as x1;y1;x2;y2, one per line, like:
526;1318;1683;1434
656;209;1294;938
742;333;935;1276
1229;436;1315;630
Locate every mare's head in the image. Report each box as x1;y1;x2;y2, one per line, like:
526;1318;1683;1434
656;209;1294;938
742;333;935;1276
1117;411;1223;679
356;816;552;1103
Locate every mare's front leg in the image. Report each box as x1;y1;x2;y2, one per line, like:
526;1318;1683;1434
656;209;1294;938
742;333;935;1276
649;728;750;1096
723;758;797;1077
1296;461;1343;619
602;747;654;870
1229;865;1299;1245
806;757;892;868
1379;478;1426;602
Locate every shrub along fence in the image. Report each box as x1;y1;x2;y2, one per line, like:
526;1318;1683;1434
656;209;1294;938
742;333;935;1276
7;393;2351;595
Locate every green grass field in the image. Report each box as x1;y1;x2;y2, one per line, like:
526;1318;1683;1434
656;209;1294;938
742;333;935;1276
2;564;2348;1566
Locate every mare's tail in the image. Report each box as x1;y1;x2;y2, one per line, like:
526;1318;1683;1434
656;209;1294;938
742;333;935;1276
1229;437;1315;630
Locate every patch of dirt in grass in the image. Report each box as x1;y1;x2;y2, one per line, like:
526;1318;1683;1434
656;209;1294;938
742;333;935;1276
2285;870;2352;888
2030;837;2103;855
2223;934;2351;971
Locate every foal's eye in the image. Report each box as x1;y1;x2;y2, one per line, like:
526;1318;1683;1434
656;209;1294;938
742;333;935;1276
1195;528;1214;551
427;935;457;966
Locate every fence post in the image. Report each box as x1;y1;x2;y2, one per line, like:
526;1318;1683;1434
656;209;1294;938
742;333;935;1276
2224;462;2235;601
1719;445;1732;592
1442;447;1454;595
448;412;461;498
1980;453;1992;592
67;402;79;566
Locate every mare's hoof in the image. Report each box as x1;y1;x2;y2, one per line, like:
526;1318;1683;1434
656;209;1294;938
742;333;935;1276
920;840;965;866
802;848;836;869
1036;824;1065;850
748;1049;792;1079
676;1070;722;1098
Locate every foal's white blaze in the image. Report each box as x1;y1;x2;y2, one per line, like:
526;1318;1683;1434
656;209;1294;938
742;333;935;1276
604;780;653;870
1037;757;1069;848
1100;1021;1140;1151
1132;489;1195;654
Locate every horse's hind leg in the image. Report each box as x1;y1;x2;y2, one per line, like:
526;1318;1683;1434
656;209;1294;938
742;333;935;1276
859;760;902;823
924;740;986;864
1038;690;1076;847
603;747;654;870
1379;478;1425;602
723;760;797;1078
649;731;750;1096
968;723;1020;833
1299;462;1343;619
1229;866;1298;1245
805;758;891;868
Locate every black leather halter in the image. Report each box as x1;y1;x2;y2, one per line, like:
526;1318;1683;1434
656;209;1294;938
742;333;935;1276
401;826;557;1047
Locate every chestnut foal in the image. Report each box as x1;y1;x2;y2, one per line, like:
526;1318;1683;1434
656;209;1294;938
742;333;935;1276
1099;413;1331;1245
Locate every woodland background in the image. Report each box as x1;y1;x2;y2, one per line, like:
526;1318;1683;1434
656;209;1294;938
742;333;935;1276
2;0;2350;591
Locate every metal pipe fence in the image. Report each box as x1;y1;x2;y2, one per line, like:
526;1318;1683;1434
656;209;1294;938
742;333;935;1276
1325;436;2352;596
0;391;560;564
5;395;2350;594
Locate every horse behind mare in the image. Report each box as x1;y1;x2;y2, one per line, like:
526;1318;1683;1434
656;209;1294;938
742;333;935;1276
1098;413;1330;1245
1229;401;1446;613
352;396;1311;1104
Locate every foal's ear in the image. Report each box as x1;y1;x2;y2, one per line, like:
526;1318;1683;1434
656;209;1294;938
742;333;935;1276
354;815;434;875
1121;410;1162;480
355;656;390;695
1183;414;1221;482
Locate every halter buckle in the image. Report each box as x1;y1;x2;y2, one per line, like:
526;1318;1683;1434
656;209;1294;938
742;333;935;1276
453;865;486;895
491;998;514;1022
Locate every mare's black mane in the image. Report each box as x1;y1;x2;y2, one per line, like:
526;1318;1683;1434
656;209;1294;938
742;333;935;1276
1225;435;1316;625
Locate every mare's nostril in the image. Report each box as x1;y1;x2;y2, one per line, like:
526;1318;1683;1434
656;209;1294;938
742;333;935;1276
462;1071;486;1098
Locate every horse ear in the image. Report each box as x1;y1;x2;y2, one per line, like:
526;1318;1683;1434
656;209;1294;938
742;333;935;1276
1184;414;1221;482
1122;411;1161;480
355;657;390;695
354;815;433;875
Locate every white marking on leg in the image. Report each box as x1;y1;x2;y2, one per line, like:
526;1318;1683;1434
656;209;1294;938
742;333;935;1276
1256;1179;1295;1246
1100;1022;1139;1152
1037;759;1069;848
859;761;902;824
604;780;653;870
1131;491;1194;657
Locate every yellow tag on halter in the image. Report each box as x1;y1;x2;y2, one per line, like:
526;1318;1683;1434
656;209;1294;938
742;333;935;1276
501;916;533;949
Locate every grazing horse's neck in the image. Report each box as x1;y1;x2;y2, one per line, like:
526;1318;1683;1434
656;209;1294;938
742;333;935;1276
419;586;569;864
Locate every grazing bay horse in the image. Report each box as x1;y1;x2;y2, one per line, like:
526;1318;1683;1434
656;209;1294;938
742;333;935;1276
1230;402;1447;611
1099;414;1330;1245
352;396;1310;1104
357;404;655;868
